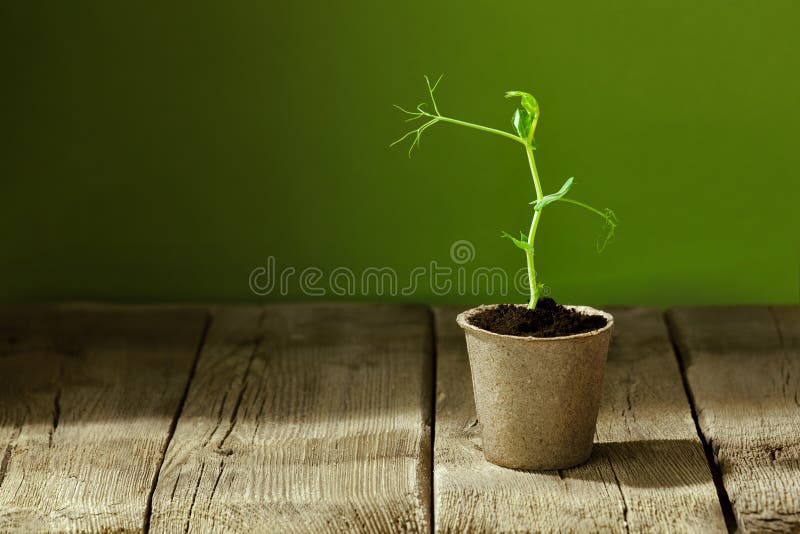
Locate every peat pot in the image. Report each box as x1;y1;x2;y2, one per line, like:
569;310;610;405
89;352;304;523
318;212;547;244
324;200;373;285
456;305;614;470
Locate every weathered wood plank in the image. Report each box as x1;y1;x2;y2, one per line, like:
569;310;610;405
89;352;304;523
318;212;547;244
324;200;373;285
668;306;800;532
150;303;433;533
0;304;209;533
434;306;726;533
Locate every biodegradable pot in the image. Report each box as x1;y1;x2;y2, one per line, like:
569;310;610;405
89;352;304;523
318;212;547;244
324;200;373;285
456;304;614;470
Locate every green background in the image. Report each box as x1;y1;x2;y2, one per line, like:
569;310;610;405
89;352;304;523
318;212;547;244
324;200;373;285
2;1;798;306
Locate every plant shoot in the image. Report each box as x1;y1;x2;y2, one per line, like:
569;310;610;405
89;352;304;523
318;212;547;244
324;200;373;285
392;76;617;309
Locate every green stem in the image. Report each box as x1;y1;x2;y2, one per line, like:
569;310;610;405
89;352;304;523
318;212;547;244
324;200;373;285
429;115;525;145
525;143;544;309
525;211;540;309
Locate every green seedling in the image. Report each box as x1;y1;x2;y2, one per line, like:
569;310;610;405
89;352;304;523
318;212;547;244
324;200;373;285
392;75;617;310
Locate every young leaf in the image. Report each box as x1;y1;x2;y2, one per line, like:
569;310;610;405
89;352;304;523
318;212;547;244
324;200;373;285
511;108;532;139
505;91;539;118
501;231;534;253
531;177;574;211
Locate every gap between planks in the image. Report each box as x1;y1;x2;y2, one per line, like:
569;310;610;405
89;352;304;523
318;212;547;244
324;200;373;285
666;314;738;533
667;306;800;533
143;311;212;533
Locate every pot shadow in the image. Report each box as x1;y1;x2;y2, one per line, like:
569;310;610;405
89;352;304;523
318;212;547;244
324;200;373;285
560;438;715;489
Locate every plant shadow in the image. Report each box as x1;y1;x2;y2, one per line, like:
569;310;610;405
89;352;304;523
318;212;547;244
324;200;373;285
562;438;714;489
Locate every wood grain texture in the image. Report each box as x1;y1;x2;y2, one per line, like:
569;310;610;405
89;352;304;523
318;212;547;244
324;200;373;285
434;306;726;533
149;303;433;533
0;304;208;533
668;306;800;532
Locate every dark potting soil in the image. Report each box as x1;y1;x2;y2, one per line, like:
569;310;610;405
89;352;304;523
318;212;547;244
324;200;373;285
468;297;607;338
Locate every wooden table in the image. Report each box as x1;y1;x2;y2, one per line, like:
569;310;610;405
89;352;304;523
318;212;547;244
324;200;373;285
0;303;797;533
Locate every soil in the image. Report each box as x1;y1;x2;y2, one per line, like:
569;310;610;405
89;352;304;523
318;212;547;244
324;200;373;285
468;298;607;338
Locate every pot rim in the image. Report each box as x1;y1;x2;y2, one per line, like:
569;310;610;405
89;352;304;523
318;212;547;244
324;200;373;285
456;303;614;342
